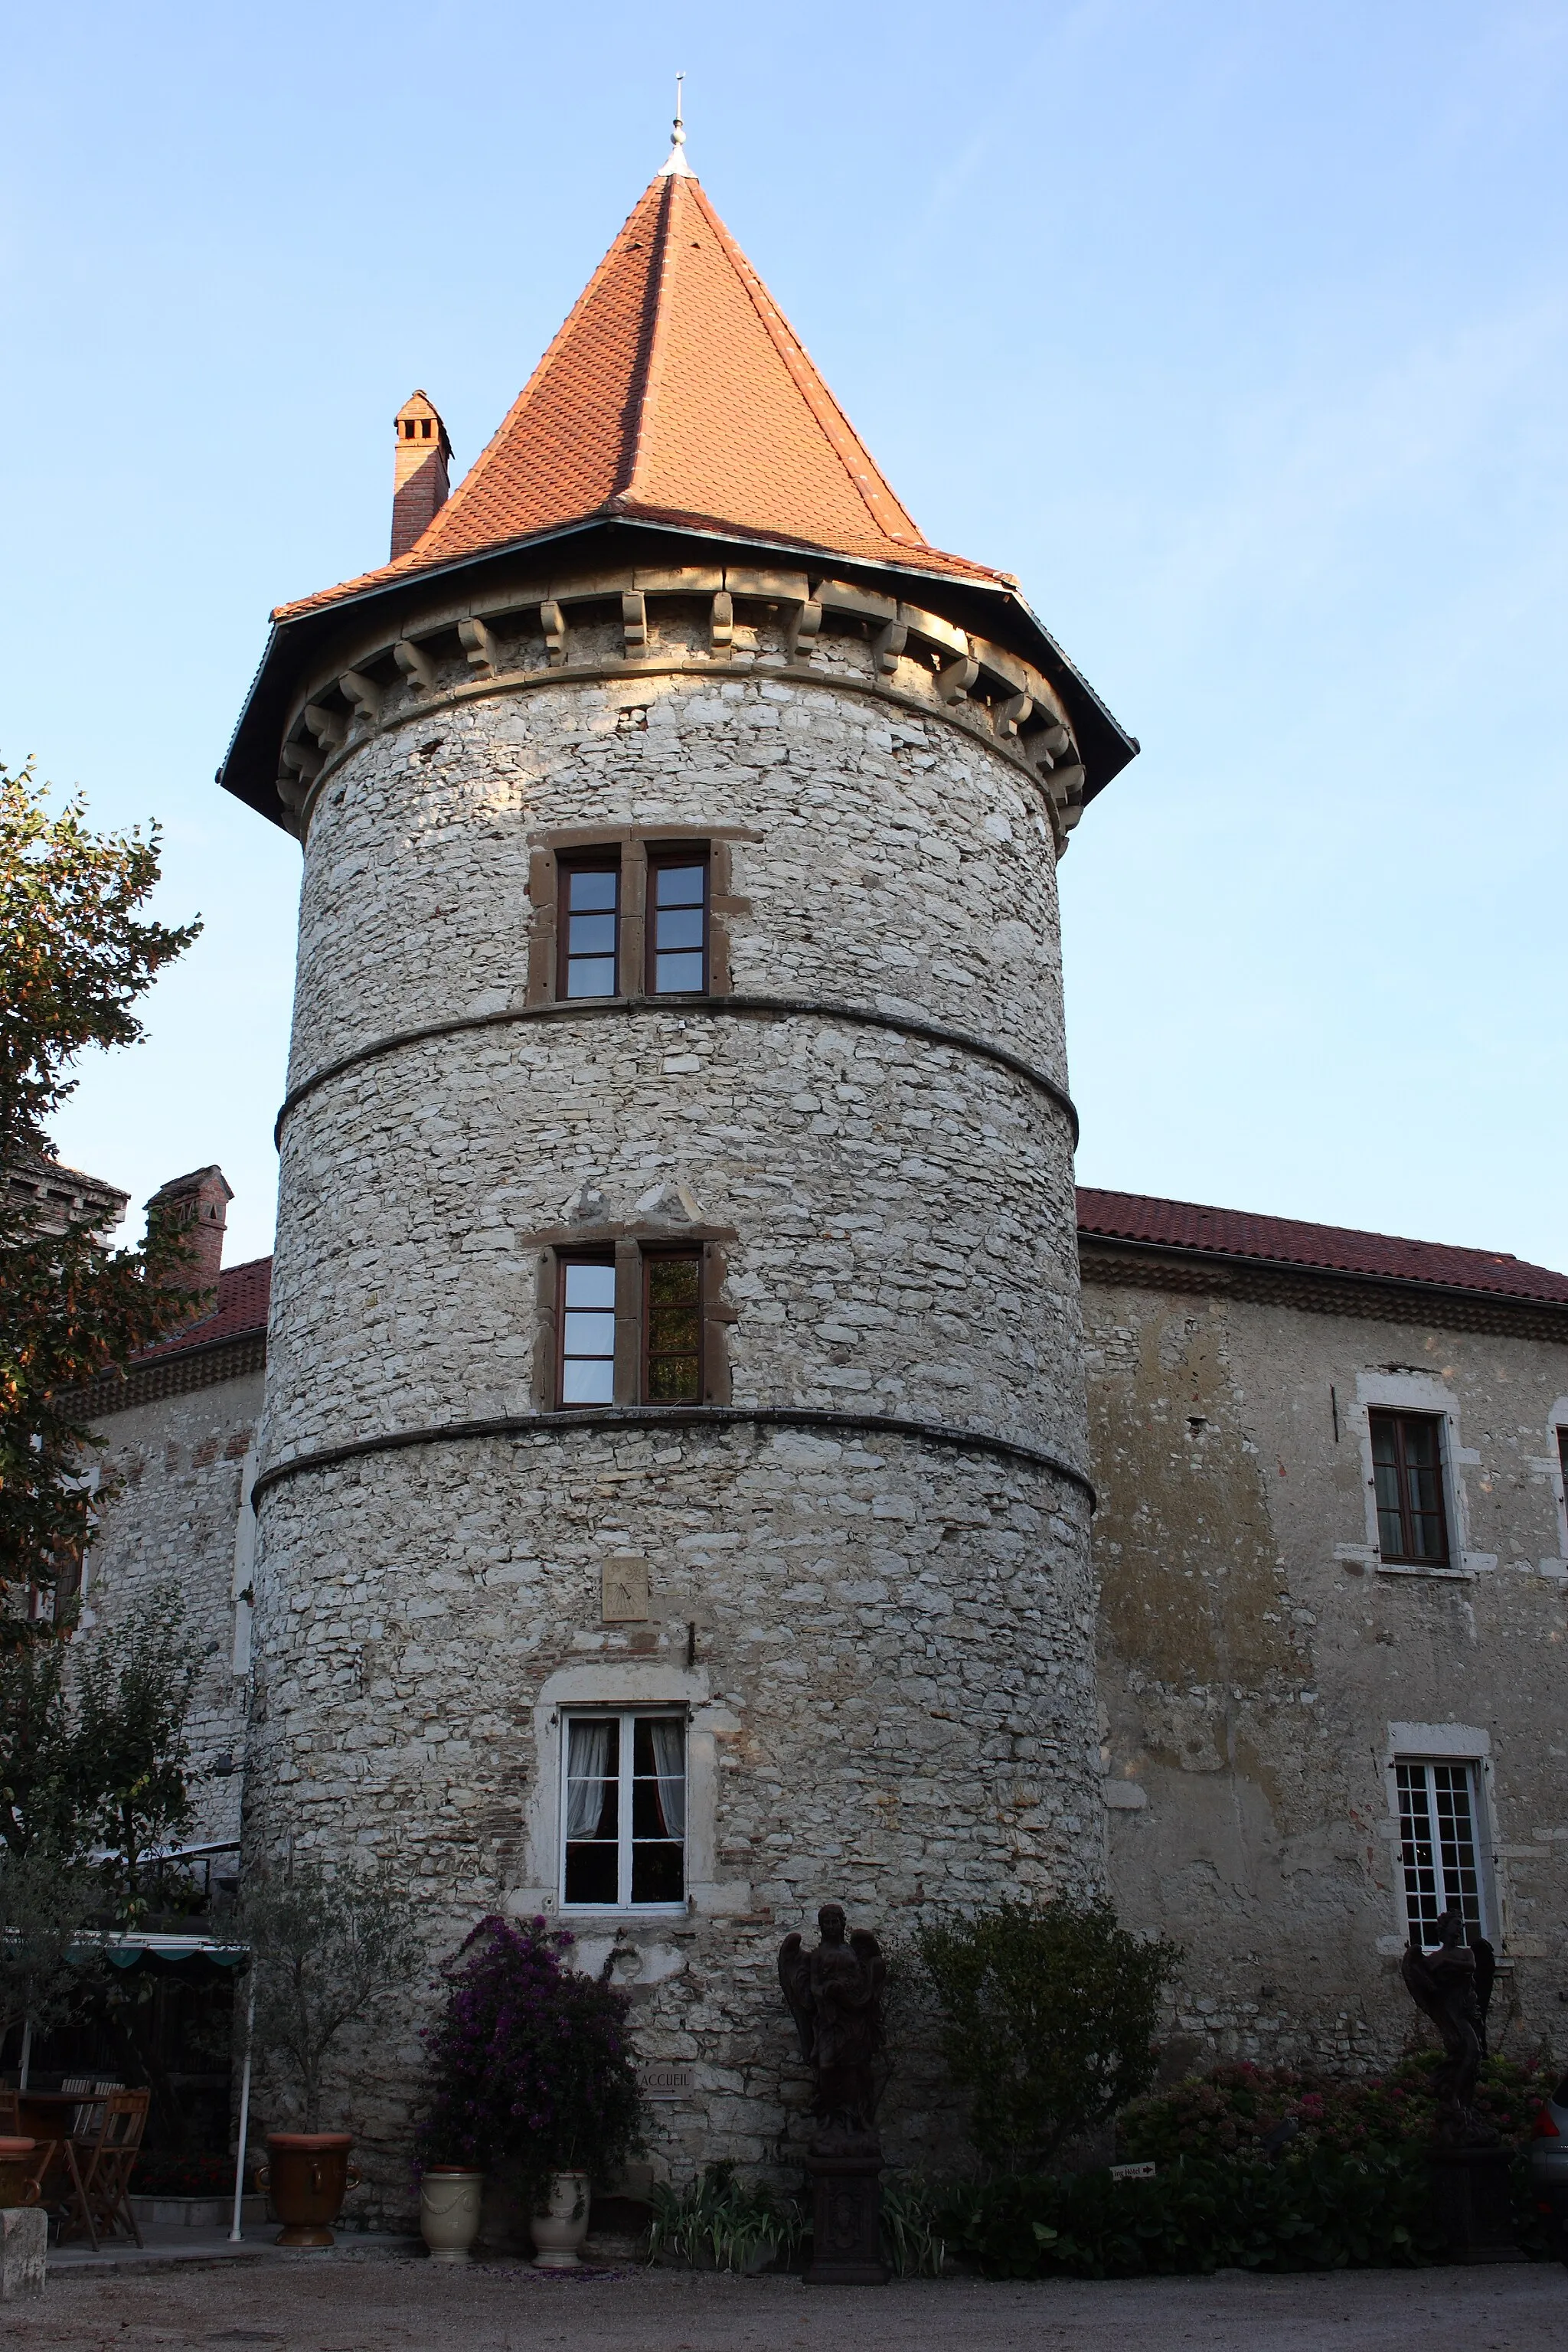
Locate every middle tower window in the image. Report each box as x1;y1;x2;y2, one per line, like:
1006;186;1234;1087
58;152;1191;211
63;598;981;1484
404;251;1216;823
553;1246;707;1409
559;859;621;998
646;853;708;994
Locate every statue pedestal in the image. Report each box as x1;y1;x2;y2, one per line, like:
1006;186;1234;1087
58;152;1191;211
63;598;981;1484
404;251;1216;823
804;2142;887;2285
1429;2146;1525;2263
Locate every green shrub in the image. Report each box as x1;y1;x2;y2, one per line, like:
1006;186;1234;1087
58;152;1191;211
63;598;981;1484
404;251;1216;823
880;2171;947;2275
937;2147;1448;2278
916;1897;1182;2168
1119;2052;1552;2165
647;2162;804;2272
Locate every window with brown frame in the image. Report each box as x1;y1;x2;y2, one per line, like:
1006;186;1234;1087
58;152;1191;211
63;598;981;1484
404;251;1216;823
643;1253;703;1402
557;1254;616;1405
1370;1410;1450;1565
645;854;708;995
558;860;621;998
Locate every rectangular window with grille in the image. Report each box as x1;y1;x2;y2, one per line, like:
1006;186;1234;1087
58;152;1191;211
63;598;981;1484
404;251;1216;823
558;1256;616;1406
643;1253;703;1403
646;855;708;995
1370;1410;1450;1565
561;1710;686;1909
558;861;621;998
1396;1758;1486;1938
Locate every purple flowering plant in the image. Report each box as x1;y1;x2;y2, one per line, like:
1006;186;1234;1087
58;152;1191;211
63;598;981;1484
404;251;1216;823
416;1915;644;2207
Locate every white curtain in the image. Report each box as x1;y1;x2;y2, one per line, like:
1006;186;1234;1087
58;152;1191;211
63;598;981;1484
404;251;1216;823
649;1719;686;1841
566;1720;613;1838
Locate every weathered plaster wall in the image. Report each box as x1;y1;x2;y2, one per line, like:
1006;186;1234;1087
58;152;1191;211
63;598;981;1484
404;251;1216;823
82;1372;260;1850
1083;1273;1568;2076
251;609;1099;2210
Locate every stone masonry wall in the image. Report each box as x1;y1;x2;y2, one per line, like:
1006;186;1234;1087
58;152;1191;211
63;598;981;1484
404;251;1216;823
1084;1271;1568;2079
251;603;1101;2212
81;1370;260;1853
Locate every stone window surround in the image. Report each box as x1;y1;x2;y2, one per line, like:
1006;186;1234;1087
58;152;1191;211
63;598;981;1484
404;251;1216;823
559;1705;688;1916
1334;1370;1491;1579
1548;1397;1568;1562
517;1664;745;1927
1376;1722;1499;1953
528;1226;736;1413
528;825;753;1008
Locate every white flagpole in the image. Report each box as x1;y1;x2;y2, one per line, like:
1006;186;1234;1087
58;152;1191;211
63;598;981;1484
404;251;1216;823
230;1978;256;2243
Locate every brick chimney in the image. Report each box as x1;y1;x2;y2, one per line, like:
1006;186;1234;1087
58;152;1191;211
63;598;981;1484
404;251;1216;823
391;390;452;559
148;1165;232;1304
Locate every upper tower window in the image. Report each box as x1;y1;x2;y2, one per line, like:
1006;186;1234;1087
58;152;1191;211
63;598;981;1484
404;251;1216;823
560;863;621;998
648;856;708;994
1370;1410;1449;1566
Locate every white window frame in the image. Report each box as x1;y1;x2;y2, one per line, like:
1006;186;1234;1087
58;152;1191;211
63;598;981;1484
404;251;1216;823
559;1707;687;1916
1548;1400;1568;1562
1380;1723;1498;1951
1393;1756;1490;1939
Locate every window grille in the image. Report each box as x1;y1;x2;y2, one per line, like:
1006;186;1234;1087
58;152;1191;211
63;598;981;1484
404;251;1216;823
1396;1758;1485;1938
562;1710;686;1909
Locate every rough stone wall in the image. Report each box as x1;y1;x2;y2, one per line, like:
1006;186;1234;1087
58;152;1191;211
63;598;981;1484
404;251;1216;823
80;1371;260;1851
251;604;1099;2210
1083;1272;1568;2078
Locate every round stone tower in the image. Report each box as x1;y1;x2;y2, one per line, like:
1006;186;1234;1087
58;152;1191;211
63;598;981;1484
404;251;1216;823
220;139;1136;2201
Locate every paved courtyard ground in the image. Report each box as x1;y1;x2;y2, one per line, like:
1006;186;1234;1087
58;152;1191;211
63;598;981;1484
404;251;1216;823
7;2249;1564;2352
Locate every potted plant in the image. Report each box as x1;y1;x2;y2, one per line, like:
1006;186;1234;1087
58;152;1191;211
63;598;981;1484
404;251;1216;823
418;1915;644;2267
240;1859;421;2248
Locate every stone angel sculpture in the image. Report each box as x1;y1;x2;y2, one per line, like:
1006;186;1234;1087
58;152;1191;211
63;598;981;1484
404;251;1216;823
1399;1906;1498;2147
778;1902;887;2148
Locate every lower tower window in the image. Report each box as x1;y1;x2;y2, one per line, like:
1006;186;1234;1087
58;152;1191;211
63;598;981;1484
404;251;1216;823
562;1710;686;1910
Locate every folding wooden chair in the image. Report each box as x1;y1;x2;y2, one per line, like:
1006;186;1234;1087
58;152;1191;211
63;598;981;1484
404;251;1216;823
58;2088;149;2250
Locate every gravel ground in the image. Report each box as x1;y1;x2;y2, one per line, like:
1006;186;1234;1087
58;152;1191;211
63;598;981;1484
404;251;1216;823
7;2254;1564;2352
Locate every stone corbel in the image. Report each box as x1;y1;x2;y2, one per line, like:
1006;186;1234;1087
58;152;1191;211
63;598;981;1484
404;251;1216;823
276;770;309;816
393;639;437;692
709;591;734;653
786;598;822;658
621;592;648;652
995;691;1034;740
540;600;567;667
458;618;502;676
1048;763;1087;831
935;654;979;704
1038;720;1072;758
872;619;908;675
303;702;348;753
338;669;381;727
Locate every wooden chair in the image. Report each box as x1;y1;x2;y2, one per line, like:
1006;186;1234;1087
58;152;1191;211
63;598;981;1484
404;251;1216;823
58;2088;149;2250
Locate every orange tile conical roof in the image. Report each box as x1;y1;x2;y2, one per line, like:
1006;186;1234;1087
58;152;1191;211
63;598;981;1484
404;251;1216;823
276;165;1007;620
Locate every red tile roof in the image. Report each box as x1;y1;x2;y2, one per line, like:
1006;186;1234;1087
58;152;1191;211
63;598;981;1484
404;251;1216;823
275;168;1006;624
1076;1188;1568;1308
130;1256;273;1364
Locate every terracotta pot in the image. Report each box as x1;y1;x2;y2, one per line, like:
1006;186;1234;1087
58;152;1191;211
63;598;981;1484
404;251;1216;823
419;2166;484;2263
256;2132;360;2249
0;2138;40;2210
531;2169;591;2267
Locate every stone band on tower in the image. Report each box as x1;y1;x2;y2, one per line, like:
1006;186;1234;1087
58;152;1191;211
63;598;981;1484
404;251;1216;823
220;146;1135;2200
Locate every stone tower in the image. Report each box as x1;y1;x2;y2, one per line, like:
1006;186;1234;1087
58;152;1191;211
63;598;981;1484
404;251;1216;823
220;138;1135;2198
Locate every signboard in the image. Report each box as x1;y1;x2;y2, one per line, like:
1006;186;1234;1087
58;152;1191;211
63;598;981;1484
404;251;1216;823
639;2063;693;2102
1109;2162;1155;2181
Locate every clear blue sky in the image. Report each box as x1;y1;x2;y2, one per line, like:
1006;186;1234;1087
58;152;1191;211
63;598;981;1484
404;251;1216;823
4;2;1564;1272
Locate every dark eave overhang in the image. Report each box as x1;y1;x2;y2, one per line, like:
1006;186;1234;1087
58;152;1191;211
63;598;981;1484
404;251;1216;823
218;513;1138;828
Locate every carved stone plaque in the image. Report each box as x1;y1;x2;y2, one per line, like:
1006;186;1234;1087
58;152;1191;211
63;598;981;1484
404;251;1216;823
602;1553;650;1622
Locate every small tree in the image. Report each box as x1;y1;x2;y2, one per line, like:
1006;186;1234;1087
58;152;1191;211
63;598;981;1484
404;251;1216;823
0;1638;78;1854
73;1586;199;1903
0;1845;100;2050
917;1896;1182;2171
418;1916;644;2209
0;755;201;1635
241;1860;423;2133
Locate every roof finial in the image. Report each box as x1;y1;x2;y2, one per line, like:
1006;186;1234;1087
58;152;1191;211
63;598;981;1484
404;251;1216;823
658;71;694;177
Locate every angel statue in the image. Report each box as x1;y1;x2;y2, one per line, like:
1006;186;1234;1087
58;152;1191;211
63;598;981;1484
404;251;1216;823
1400;1906;1498;2147
778;1903;887;2148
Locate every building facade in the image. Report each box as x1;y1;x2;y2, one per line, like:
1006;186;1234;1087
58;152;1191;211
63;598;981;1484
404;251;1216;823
60;145;1567;2212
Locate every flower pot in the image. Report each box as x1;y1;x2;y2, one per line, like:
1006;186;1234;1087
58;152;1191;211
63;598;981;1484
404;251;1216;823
531;2169;591;2267
256;2132;360;2249
420;2167;485;2263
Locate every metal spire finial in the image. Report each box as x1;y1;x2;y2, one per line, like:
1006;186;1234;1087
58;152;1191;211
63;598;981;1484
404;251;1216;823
658;71;694;176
